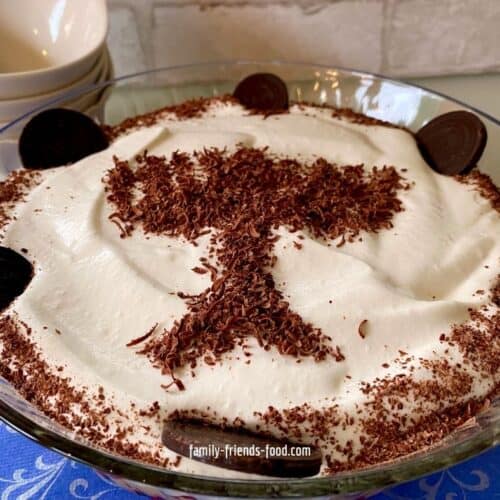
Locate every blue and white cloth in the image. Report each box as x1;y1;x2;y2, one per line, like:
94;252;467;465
0;421;497;499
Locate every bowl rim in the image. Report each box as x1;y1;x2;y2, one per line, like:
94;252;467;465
2;60;499;136
0;0;108;80
0;60;498;498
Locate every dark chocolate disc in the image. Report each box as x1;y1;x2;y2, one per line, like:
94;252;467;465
416;111;487;175
233;73;289;111
19;108;109;169
0;247;33;311
162;419;322;477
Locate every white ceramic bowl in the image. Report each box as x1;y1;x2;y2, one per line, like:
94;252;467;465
0;47;109;121
0;51;114;139
0;0;107;99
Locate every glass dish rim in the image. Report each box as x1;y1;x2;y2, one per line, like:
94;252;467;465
2;60;500;132
0;60;498;497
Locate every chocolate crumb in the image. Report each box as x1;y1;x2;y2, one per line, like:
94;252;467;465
358;319;368;339
0;170;41;231
191;266;208;275
126;323;158;347
456;170;500;213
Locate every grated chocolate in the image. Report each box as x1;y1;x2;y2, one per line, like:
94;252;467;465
0;170;40;233
104;147;409;387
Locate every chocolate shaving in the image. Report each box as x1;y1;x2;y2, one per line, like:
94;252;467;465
104;147;409;387
192;266;208;275
358;319;368;339
126;323;158;347
456;170;500;213
0;170;40;232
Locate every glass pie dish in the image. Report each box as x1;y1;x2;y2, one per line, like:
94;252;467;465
0;62;498;499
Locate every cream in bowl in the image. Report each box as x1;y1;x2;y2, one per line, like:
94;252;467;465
0;72;498;480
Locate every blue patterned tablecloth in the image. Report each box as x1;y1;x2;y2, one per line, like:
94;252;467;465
0;421;497;499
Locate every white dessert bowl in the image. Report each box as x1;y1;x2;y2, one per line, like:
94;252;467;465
0;47;110;122
0;47;113;139
0;0;107;100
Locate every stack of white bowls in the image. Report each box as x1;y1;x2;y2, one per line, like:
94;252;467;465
0;0;112;139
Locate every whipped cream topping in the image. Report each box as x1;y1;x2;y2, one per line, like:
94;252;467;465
1;101;499;477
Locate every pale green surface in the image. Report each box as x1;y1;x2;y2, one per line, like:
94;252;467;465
410;73;500;120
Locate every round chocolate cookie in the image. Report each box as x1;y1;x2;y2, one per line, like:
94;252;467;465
0;247;33;311
416;111;487;175
234;73;289;111
19;108;109;169
162;419;322;477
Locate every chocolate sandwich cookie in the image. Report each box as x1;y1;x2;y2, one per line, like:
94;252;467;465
416;110;487;175
163;419;322;477
0;247;33;311
234;73;289;112
19;108;109;170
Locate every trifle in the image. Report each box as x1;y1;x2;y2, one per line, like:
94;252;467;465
0;72;498;479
